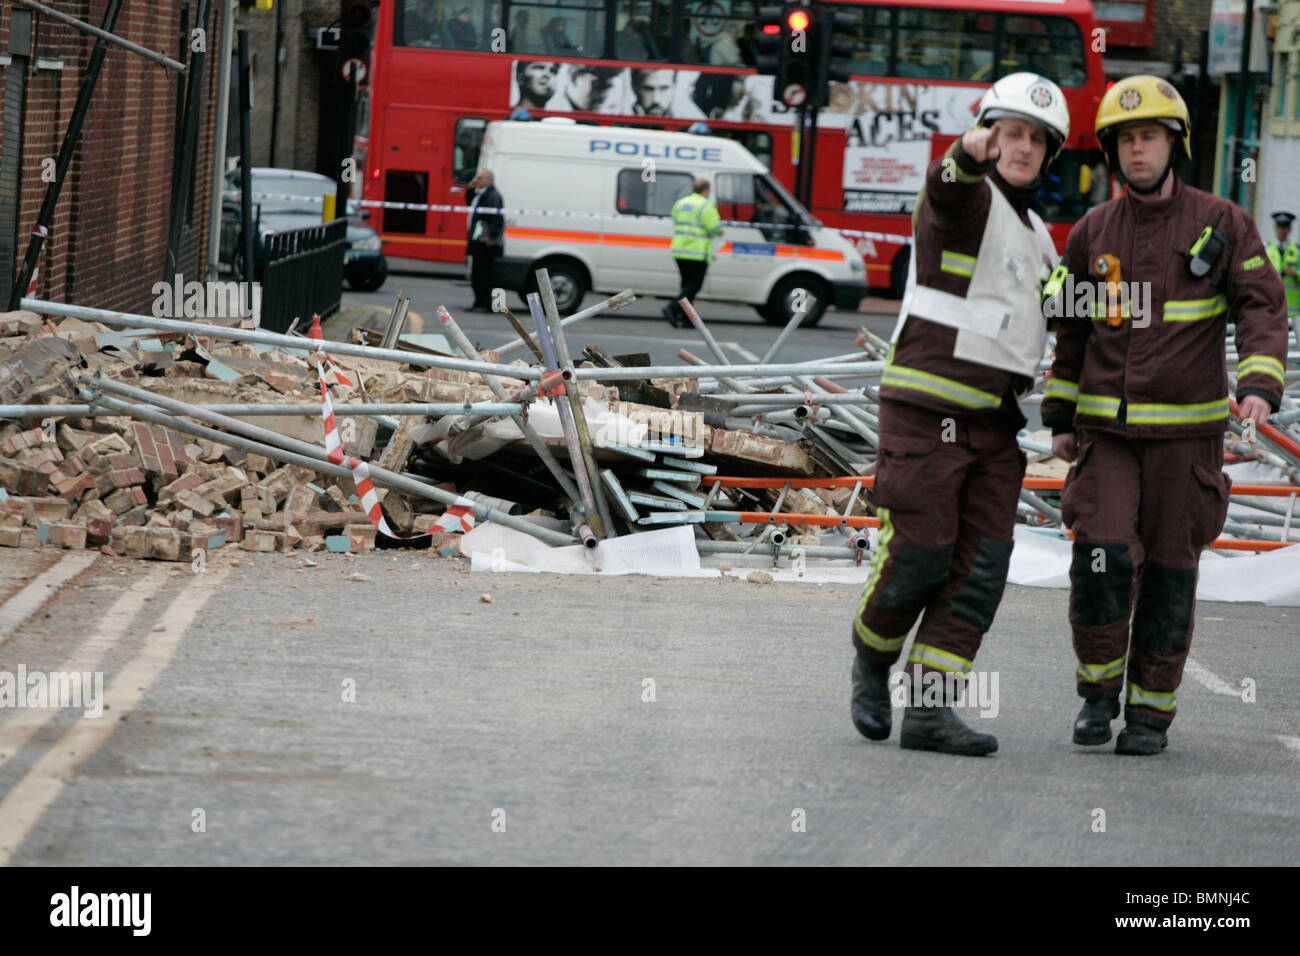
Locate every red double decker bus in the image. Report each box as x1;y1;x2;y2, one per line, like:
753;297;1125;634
363;0;1109;296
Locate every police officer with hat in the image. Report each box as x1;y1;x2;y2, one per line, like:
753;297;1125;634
1266;211;1300;325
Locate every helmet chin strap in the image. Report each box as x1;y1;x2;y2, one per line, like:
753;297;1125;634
1126;160;1173;196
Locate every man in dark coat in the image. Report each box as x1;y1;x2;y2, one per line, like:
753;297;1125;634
464;169;504;312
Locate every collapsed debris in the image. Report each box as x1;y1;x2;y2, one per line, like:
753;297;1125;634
4;266;1300;568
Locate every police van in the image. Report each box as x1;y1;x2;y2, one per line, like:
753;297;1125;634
482;120;867;326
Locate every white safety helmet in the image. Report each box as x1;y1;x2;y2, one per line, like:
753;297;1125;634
974;72;1070;166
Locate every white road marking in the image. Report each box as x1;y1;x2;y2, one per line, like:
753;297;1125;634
0;568;170;766
726;342;763;363
0;569;229;864
0;552;98;646
1183;658;1242;698
1276;736;1300;760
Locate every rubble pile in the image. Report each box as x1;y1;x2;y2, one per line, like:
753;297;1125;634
3;289;1298;567
0;305;878;562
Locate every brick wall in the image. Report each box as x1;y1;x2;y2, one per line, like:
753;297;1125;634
234;0;341;175
1155;0;1213;66
0;0;223;314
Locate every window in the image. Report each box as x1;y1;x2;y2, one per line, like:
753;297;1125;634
612;1;669;62
896;9;994;82
715;172;804;242
508;0;606;57
454;117;488;183
1277;53;1289;118
395;0;501;51
682;0;757;67
1000;16;1086;88
616;168;692;215
845;6;892;77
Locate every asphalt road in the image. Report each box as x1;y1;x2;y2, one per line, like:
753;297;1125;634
336;257;902;368
0;546;1296;866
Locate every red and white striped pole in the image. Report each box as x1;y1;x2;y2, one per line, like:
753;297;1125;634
25;225;49;298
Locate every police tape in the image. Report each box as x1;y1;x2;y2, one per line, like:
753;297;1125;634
243;191;914;246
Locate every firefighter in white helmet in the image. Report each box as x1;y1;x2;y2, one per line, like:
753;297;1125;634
850;74;1068;756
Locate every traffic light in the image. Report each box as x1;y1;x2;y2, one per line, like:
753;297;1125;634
778;1;813;96
755;5;784;77
340;0;375;62
810;9;856;108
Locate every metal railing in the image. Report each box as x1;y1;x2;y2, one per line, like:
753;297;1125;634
258;218;347;333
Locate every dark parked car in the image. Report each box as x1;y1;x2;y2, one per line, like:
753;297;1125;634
221;167;387;291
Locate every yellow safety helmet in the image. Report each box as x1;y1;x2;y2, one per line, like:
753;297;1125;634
1095;75;1191;162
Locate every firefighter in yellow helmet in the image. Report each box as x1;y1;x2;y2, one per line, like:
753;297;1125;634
1041;76;1289;755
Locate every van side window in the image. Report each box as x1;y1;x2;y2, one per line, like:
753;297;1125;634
616;168;692;215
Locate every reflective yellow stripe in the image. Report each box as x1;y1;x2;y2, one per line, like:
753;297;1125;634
907;642;973;676
1238;354;1286;386
1127;398;1229;425
1078;656;1126;682
855;508;907;653
944;142;986;184
1077;393;1121;418
1044;378;1079;402
940;250;976;278
1127;681;1176;712
881;363;1001;410
1163;295;1228;322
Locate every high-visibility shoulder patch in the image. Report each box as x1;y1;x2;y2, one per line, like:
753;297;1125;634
1242;254;1265;271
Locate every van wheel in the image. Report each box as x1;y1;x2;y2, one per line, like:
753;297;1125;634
520;260;588;315
762;275;829;327
888;246;911;299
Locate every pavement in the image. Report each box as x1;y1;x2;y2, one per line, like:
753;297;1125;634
0;546;1296;866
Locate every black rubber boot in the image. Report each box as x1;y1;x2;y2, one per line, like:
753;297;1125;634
851;652;893;741
1115;712;1169;755
1073;696;1121;745
900;703;998;756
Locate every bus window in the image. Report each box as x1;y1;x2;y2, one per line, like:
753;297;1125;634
896;8;994;82
612;1;668;62
1000;16;1088;88
454;117;488;183
682;0;757;67
396;0;499;51
616;168;692;215
844;5;893;77
508;0;606;57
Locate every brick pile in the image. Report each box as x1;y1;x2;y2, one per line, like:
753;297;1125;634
0;310;866;560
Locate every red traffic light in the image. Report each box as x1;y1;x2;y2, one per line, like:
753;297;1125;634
787;10;810;31
761;24;781;35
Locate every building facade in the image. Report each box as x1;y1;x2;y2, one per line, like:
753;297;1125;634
0;1;225;314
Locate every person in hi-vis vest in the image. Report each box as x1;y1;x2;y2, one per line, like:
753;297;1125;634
664;178;722;328
1266;211;1300;325
849;74;1069;756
